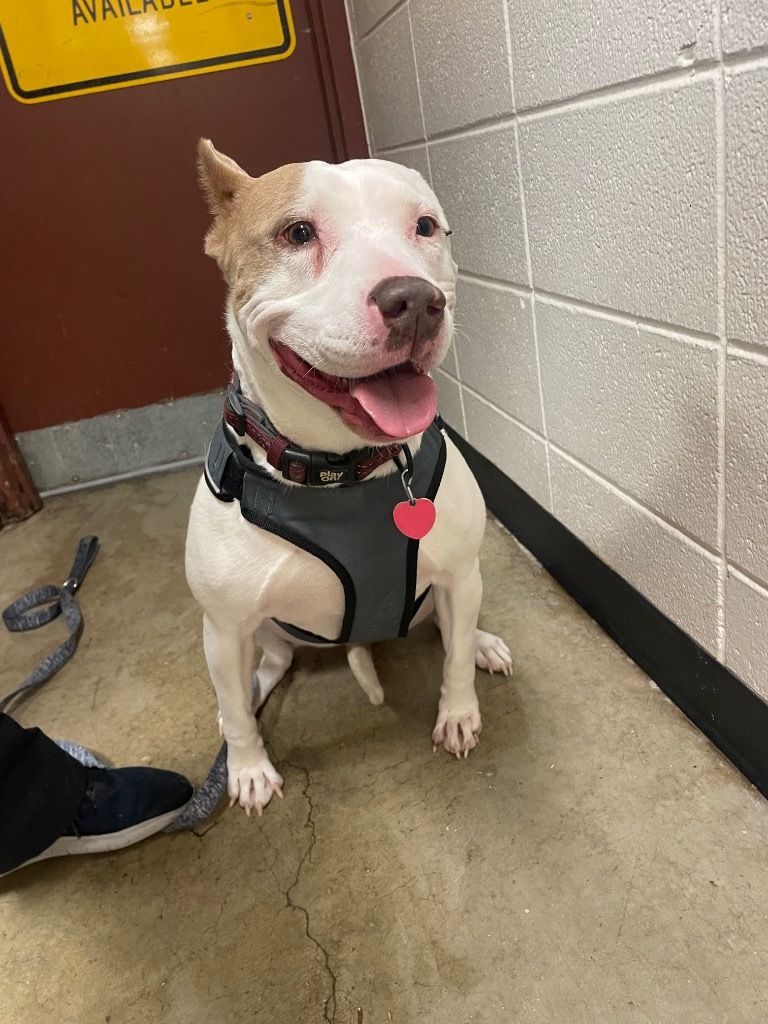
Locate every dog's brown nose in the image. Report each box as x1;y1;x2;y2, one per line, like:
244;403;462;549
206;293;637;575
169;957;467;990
369;276;446;348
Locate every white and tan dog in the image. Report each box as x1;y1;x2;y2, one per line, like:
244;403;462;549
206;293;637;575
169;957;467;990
185;141;512;817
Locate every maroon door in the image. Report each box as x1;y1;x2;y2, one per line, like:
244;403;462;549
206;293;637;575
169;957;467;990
0;0;365;434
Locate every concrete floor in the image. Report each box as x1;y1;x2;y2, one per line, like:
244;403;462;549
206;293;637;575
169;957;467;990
2;468;768;1024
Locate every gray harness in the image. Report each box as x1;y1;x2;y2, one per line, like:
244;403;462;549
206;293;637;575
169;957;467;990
204;418;447;645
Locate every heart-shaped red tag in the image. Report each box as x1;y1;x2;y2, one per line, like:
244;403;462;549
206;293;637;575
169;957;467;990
393;498;436;539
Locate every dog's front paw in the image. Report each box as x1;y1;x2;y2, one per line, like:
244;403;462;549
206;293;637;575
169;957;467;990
227;754;284;817
474;630;513;676
432;706;482;760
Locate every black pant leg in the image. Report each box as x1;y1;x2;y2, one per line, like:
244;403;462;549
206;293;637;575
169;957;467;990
0;712;87;873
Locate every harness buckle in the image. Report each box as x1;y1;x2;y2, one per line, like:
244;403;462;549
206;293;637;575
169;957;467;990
282;449;311;484
281;447;373;486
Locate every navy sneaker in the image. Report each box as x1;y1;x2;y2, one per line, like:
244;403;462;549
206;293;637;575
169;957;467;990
11;767;193;872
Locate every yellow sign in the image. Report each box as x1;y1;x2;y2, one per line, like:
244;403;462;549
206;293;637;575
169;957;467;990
0;0;295;103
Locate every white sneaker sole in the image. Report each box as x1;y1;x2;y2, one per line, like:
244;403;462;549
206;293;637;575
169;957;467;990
0;801;191;878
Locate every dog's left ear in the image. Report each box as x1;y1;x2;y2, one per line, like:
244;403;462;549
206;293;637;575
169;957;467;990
197;138;252;217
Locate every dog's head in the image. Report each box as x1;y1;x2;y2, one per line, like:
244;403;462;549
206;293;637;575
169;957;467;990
198;140;457;450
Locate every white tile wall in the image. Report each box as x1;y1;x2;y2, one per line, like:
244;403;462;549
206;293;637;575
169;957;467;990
463;392;550;510
551;452;720;655
726;67;768;350
510;0;716;110
409;0;514;135
520;80;718;333
726;571;768;698
378;144;431;185
726;352;768;583
432;368;466;437
455;277;542;433
351;0;401;39
537;301;720;546
347;0;768;694
429;127;528;285
355;6;423;151
722;0;768;54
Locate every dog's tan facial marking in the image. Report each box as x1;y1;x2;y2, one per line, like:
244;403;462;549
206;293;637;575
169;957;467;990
198;139;305;312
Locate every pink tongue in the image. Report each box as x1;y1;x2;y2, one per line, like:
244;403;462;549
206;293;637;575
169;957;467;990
350;368;437;439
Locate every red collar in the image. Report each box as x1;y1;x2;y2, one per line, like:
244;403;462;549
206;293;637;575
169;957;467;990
223;380;403;486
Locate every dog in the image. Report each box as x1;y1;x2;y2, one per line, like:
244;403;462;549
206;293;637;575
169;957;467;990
185;141;513;817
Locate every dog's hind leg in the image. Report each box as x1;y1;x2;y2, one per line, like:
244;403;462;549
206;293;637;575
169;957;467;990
433;607;513;677
217;625;295;734
473;630;513;676
253;625;295;711
346;644;385;705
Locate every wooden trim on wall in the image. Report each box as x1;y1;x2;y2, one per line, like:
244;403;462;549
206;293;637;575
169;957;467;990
0;403;42;526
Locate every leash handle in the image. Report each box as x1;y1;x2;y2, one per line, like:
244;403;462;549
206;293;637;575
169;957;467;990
62;535;100;594
0;537;100;713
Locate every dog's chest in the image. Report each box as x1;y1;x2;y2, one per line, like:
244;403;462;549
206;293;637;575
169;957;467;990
244;425;445;645
188;432;486;647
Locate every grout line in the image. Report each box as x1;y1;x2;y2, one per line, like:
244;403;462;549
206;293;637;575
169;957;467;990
344;0;373;154
722;45;768;73
423;140;434;186
549;442;723;562
374;55;744;158
454;271;721;347
521;207;553;510
714;0;728;661
391;62;720;152
426;113;518;146
435;364;460;384
727;339;768;363
459;380;548;445
376;137;434;157
443;347;469;439
458;270;531;297
501;5;553;510
355;0;408;43
454;382;719;560
517;64;718;123
727;561;768;598
501;0;517;111
534;289;721;349
405;2;429;149
462;380;725;563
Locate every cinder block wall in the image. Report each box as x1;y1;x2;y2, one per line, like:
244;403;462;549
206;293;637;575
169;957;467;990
345;0;768;697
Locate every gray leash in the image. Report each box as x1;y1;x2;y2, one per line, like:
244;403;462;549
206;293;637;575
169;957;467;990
1;538;229;832
1;537;100;714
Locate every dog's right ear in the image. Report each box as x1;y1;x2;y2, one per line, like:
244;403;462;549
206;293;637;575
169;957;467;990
197;139;252;217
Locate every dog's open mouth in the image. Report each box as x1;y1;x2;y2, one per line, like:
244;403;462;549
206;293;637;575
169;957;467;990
270;340;437;442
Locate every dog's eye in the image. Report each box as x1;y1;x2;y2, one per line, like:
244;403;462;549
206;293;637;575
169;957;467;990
284;221;316;245
416;216;438;237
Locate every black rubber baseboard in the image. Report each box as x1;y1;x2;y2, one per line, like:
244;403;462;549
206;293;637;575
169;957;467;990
447;427;768;801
